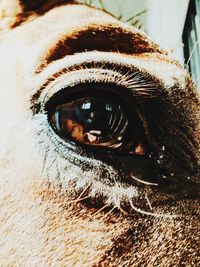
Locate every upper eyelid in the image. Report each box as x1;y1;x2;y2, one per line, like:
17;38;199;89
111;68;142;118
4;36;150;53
30;63;161;115
30;50;181;100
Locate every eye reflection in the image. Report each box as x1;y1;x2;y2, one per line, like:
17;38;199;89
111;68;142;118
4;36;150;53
52;97;128;148
48;85;148;155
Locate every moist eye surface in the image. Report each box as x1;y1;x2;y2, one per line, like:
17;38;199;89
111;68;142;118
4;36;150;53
47;83;149;155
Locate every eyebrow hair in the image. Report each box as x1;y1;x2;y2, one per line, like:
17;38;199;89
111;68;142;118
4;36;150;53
36;24;166;73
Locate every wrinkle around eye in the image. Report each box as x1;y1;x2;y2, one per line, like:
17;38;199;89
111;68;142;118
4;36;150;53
30;60;162;115
29;50;182;108
35;24;166;74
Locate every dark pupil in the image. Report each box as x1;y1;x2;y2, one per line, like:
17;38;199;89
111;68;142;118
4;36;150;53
52;97;129;149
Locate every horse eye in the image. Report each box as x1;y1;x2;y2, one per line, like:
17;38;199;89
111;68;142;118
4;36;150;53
47;83;147;155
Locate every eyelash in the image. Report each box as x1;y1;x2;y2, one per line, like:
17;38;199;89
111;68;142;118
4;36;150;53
32;62;160;114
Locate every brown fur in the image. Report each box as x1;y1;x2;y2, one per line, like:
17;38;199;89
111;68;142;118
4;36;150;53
0;1;199;266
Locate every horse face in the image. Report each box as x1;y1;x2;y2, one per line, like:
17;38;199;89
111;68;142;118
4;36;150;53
0;1;199;266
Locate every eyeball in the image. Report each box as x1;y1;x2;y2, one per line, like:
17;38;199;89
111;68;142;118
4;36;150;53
47;83;147;155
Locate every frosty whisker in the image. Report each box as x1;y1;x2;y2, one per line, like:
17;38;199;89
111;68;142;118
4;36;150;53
131;175;158;186
145;194;153;210
129;200;176;218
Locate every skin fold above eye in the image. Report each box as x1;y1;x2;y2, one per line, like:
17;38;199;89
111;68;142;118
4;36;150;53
0;1;199;266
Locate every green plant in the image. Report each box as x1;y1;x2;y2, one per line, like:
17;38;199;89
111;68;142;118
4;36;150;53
78;0;146;29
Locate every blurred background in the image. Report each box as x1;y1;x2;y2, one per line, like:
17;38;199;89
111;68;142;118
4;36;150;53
79;0;200;89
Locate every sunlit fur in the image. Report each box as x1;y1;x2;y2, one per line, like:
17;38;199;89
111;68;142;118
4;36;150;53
0;1;199;266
